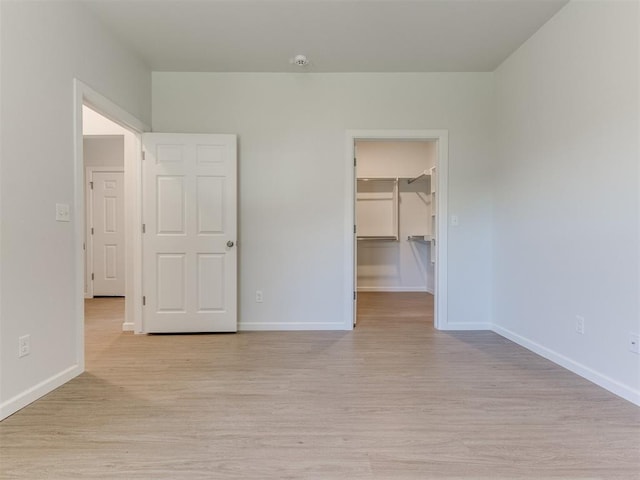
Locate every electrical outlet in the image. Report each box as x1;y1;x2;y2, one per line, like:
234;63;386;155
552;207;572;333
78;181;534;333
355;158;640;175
575;315;585;335
255;290;263;303
629;334;639;354
450;215;459;227
18;335;30;358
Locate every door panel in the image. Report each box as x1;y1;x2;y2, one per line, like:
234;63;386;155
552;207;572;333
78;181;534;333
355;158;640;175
92;171;125;296
157;176;186;234
142;133;237;333
197;253;225;311
197;176;224;233
157;253;186;312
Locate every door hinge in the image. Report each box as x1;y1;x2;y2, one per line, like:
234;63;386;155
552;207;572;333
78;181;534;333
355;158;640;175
354;225;356;234
142;224;146;234
353;291;357;300
91;227;94;235
89;181;94;190
142;296;146;306
141;150;146;160
83;242;85;251
91;273;94;281
354;157;357;167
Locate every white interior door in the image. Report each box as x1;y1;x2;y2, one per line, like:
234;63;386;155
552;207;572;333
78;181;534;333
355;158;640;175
142;133;237;333
92;171;125;296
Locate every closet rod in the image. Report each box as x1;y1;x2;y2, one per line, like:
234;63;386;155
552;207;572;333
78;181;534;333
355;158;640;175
407;170;429;184
357;177;398;182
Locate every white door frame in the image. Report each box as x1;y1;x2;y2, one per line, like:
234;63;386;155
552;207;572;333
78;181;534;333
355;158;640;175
345;130;449;330
73;79;149;369
85;166;125;299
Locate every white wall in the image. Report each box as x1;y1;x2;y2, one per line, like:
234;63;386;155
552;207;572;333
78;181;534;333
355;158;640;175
493;0;639;404
152;72;494;330
356;141;435;292
83;136;124;167
0;1;151;419
356;140;436;178
83;104;134;134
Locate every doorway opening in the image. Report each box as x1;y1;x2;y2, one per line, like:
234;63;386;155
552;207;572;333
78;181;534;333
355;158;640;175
73;79;148;373
355;139;435;328
83;106;132;331
344;130;448;331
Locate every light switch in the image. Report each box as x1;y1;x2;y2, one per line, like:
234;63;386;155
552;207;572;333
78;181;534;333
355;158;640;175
451;214;459;227
56;203;70;222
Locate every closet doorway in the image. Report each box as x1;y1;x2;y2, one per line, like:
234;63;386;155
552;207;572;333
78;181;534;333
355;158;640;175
346;130;448;330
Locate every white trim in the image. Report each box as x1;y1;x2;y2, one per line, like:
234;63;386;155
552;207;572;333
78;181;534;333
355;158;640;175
345;134;357;327
85;166;125;299
493;324;640;406
129;134;144;333
79;81;148;134
445;322;492;331
637;0;640;378
122;322;135;332
357;286;428;293
0;2;3;412
435;134;449;330
73;82;86;377
0;364;82;420
84;168;93;299
239;322;349;331
74;79;149;374
345;129;449;331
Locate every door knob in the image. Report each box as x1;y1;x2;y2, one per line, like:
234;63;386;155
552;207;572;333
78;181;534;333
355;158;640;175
227;241;235;248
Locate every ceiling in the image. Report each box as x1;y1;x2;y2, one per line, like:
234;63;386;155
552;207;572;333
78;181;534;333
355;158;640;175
82;0;569;73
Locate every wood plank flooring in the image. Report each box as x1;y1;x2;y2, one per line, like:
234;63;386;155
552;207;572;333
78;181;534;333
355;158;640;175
1;293;639;479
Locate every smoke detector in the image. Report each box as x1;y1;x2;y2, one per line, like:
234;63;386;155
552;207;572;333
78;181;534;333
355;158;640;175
291;54;309;67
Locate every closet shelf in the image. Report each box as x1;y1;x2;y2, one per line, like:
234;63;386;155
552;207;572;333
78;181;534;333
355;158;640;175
407;235;432;243
357;236;398;241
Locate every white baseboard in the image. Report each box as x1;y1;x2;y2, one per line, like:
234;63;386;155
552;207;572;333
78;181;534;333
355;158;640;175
439;322;492;331
122;322;134;332
0;364;83;421
357;286;428;292
239;322;349;331
493;324;640;406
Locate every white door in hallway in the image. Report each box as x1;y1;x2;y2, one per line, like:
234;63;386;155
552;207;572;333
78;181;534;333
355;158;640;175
92;171;125;296
142;134;237;333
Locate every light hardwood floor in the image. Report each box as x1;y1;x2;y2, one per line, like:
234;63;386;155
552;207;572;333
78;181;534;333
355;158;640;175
0;293;638;479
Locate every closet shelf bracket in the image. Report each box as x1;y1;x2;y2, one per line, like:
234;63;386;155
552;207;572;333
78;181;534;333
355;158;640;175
408;170;429;184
